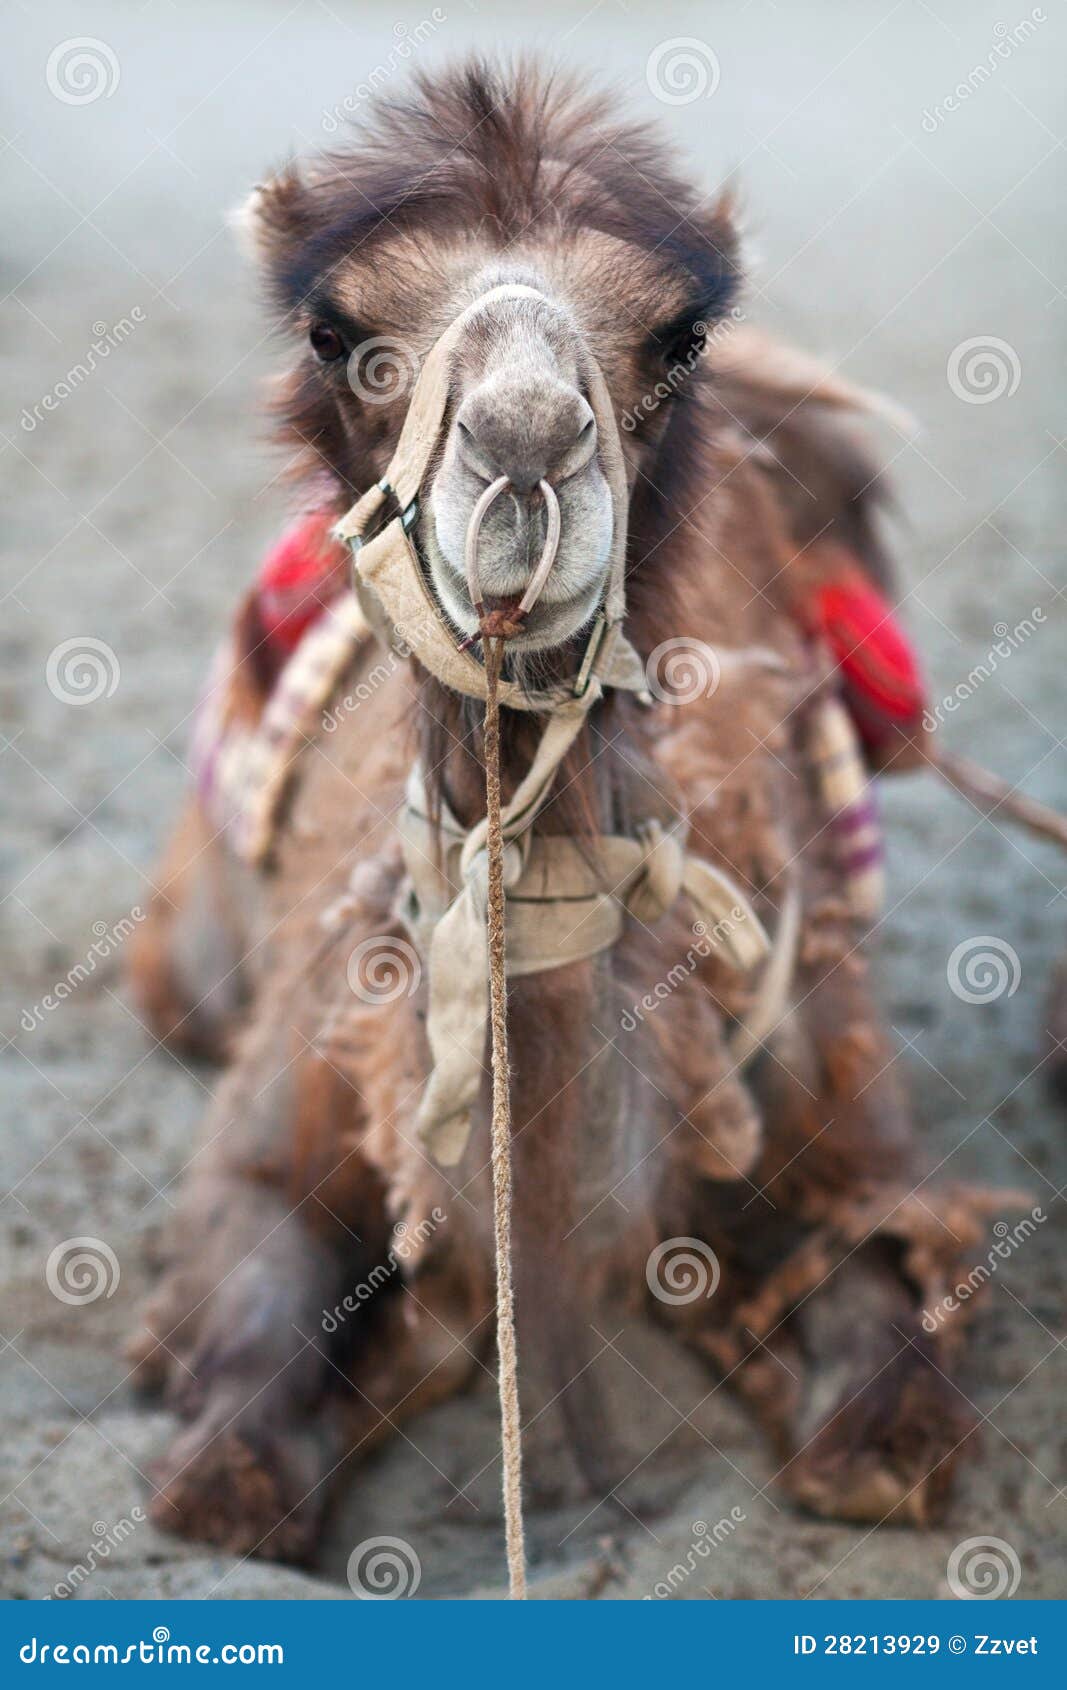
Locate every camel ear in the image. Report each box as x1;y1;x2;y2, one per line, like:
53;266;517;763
228;183;270;259
228;164;311;262
704;186;746;283
685;185;746;328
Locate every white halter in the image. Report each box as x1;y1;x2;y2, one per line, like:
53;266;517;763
332;284;650;709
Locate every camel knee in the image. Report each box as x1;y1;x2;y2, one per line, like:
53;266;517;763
128;796;250;1059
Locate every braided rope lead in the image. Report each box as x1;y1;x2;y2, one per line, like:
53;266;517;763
468;479;562;1599
482;633;527;1599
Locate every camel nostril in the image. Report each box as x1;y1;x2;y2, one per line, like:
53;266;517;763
562;415;596;473
550;400;597;484
454;415;498;485
454;383;597;494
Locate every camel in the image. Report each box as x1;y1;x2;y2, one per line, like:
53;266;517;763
126;59;1004;1566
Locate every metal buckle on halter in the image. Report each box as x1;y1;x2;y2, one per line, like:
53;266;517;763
342;477;394;557
345;480;418;560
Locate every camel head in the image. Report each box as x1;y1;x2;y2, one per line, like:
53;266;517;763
240;59;741;662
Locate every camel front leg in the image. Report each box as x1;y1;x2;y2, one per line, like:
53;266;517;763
130;1002;491;1563
664;953;1015;1528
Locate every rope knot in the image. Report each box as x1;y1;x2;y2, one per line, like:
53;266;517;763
479;607;528;642
625;818;687;925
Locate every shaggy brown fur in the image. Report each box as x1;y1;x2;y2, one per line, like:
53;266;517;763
128;60;1004;1565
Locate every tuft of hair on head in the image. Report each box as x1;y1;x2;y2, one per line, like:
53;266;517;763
227;183;268;260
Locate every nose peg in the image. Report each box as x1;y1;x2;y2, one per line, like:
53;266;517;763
461;476;562;647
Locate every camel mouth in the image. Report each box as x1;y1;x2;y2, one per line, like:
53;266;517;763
423;533;607;655
424;451;614;656
422;507;610;656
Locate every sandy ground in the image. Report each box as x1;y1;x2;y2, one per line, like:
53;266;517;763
2;0;1065;1601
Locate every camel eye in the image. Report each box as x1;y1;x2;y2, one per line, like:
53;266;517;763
309;321;346;363
659;317;707;371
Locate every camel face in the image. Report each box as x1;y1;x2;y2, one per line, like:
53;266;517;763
256;210;729;656
236;67;742;663
423;278;613;653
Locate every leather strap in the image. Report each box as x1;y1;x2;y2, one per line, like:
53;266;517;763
400;761;773;1165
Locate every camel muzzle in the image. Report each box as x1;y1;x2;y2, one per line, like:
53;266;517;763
333;283;648;707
